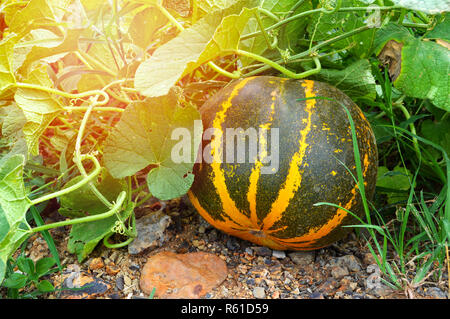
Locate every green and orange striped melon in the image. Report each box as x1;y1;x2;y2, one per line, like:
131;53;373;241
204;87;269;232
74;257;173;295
188;76;378;250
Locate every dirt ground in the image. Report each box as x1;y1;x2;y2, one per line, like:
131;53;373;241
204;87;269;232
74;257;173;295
2;196;448;299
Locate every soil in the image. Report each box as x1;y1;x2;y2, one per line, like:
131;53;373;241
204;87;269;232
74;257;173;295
1;196;448;299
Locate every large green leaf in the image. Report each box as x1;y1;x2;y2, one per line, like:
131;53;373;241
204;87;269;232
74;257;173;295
128;7;168;49
0;35;17;99
375;23;450;111
0;154;31;284
103;90;202;200
14;66;64;156
134;0;259;97
314;59;377;100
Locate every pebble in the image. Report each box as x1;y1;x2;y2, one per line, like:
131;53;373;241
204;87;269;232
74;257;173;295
89;257;104;271
244;247;254;256
288;251;315;266
272;250;286;259
253;287;266;299
328;255;361;272
115;276;125;291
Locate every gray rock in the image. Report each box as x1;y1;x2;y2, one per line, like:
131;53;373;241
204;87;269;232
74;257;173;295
252;246;272;257
288;251;315;266
424;287;447;299
331;266;349;279
328;255;361;272
253;287;266;299
128;211;171;255
272;250;286;259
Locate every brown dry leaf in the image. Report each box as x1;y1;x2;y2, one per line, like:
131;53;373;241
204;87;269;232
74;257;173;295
378;40;404;81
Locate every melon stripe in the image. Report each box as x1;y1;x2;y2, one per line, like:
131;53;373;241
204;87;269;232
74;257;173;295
210;78;254;229
271;153;371;248
247;89;278;226
263;80;316;231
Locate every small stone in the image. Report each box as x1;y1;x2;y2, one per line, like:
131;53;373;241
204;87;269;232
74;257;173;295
226;238;240;251
331;266;349;279
105;264;120;276
272;291;280;299
253;287;266;299
198;226;206;234
310;292;324;299
252;246;272;257
128;212;171;255
129;263;140;271
116;276;125;291
363;252;379;265
288;251;315;266
245;247;254;256
140;251;228;299
89;257;104;271
272;250;286;259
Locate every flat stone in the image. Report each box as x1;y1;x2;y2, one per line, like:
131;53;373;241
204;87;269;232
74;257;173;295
253;287;266;299
272;250;286;259
288;251;315;266
328;255;361;272
140;251;228;299
128;211;171;255
89;257;104;270
331;266;349;279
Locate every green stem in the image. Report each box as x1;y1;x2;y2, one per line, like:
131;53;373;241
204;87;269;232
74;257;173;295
241;6;399;41
64;106;124;113
255;11;276;50
73;101;113;209
103;233;135;249
257;7;280;22
244;25;370;77
396;103;422;163
236;49;321;79
14;83;109;105
30;154;101;206
76;50;117;77
29;191;127;233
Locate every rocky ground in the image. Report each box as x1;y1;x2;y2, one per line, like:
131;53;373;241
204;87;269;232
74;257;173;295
1;197;448;299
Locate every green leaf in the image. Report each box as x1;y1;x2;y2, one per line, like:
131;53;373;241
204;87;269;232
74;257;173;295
314;59;377;100
135;0;259;97
0;35;17;98
67;203;133;262
390;0;450;14
103;90;202;200
58;169;127;218
16;256;35;275
0;154;31;284
128;7;168;49
8;0;71;34
420;117;450;161
375;23;450;111
376;165;414;204
15;29;81;76
14;65;64;156
2;273;28;289
37;279;54;292
35;257;56;277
